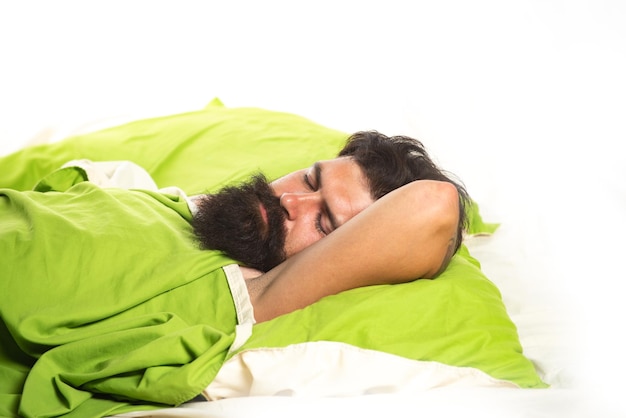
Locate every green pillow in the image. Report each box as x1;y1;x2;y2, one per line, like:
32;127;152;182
0;98;348;194
231;246;545;389
0;98;493;235
0;99;544;390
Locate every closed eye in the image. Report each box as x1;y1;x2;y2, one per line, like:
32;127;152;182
303;164;320;190
303;172;316;191
315;213;328;236
304;164;328;236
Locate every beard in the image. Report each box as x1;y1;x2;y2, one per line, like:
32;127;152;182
191;174;287;272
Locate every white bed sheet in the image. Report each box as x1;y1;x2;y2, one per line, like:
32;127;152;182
2;1;625;417
116;389;590;418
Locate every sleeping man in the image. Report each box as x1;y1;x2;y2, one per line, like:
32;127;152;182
190;130;469;321
1;130;468;417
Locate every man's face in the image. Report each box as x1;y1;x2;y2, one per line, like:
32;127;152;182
270;156;374;259
192;157;373;271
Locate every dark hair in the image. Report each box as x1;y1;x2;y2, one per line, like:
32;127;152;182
338;130;470;251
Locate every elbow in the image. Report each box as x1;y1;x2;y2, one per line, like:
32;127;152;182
423;181;461;278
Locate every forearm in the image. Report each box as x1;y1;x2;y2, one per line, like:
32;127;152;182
251;180;460;322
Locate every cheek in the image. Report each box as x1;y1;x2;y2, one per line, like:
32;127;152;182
283;223;323;258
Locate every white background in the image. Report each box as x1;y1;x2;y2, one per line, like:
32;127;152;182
1;0;625;415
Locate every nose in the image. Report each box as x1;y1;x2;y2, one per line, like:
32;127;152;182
279;192;320;220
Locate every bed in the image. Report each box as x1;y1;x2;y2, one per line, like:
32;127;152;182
1;2;625;417
0;98;619;418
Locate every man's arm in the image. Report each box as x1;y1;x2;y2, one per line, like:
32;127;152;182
247;180;460;322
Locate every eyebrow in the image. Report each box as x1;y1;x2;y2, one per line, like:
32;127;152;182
314;162;340;231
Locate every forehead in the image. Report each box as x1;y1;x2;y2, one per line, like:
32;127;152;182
270;156;373;199
316;157;368;187
272;156;367;184
312;157;374;226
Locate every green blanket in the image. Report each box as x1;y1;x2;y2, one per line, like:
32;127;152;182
1;172;241;417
